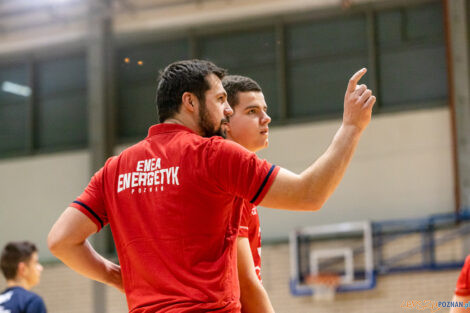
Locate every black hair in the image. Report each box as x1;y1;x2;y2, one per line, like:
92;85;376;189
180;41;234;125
1;241;37;280
222;75;262;109
156;59;227;123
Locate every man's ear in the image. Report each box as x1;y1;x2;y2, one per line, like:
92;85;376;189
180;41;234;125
182;92;197;113
16;262;26;278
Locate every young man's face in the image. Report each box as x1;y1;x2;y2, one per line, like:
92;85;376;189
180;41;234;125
225;91;271;152
21;252;43;288
198;74;232;138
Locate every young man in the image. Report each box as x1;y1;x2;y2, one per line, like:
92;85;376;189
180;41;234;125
48;59;375;312
0;241;47;313
223;75;274;313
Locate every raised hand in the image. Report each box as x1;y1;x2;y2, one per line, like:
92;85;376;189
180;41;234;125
343;68;376;131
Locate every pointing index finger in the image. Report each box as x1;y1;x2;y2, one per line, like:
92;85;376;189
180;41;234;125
347;68;367;93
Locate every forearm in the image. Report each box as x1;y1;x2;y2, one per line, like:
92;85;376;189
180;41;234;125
298;123;362;208
48;207;123;292
240;279;275;313
50;239;122;291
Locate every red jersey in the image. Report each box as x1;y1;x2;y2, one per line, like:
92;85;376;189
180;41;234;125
70;124;279;313
455;255;470;296
238;201;262;282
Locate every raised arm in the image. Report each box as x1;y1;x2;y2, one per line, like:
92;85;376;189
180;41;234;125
260;68;376;211
47;207;123;292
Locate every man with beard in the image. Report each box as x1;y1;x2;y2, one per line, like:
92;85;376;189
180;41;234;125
48;59;375;313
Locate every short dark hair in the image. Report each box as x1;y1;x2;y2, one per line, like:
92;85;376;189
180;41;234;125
222;75;262;109
1;241;37;280
156;59;227;123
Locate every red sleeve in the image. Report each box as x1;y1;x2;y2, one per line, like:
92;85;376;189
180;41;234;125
209;139;280;206
238;202;250;237
69;165;109;232
455;255;470;296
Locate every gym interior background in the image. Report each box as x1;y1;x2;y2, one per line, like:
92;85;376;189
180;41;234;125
1;0;469;312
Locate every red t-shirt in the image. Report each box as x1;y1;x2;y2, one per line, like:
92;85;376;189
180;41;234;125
70;124;279;313
238;200;262;282
455;255;470;297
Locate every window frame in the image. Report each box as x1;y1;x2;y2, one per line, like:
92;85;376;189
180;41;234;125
0;51;88;159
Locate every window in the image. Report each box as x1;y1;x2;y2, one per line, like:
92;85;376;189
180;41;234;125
117;39;189;140
286;15;369;118
0;64;31;155
198;29;280;120
36;55;87;150
377;2;447;108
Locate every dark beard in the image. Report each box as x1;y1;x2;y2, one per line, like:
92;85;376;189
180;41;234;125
199;100;227;138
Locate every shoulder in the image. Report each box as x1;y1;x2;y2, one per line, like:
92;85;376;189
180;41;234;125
25;292;47;312
195;135;246;151
7;288;45;306
87;155;119;178
186;136;252;162
212;137;249;152
206;138;256;164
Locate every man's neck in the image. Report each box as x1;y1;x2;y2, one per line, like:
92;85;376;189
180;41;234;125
163;118;184;126
164;116;201;136
6;279;30;290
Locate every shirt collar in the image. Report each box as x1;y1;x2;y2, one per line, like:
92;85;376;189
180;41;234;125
146;123;197;138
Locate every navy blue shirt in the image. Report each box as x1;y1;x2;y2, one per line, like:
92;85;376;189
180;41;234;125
0;287;47;313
